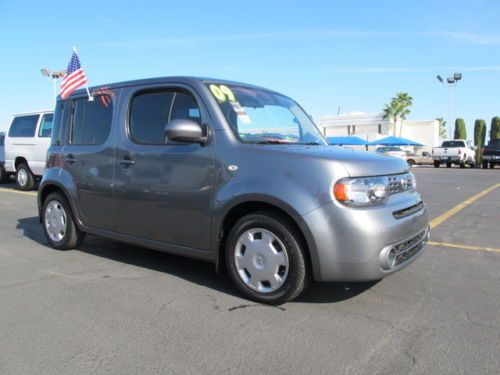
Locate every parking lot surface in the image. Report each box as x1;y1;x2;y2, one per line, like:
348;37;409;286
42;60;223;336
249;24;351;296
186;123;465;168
0;167;499;375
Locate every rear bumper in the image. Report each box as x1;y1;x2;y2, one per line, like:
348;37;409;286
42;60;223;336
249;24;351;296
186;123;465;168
433;156;460;162
482;154;500;160
301;192;429;282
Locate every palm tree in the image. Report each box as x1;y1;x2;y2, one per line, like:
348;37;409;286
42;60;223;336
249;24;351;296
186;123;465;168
382;92;413;136
436;117;447;139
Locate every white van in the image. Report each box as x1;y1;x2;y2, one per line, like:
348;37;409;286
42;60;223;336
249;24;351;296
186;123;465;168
4;110;53;190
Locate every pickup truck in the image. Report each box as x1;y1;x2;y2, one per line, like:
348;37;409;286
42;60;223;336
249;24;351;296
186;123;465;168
405;151;433;166
482;138;500;168
432;140;475;168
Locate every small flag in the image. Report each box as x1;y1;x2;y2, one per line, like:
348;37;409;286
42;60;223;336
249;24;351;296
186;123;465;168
60;51;88;99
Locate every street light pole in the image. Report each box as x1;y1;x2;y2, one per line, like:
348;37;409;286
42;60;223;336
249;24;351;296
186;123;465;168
40;68;66;105
436;73;462;139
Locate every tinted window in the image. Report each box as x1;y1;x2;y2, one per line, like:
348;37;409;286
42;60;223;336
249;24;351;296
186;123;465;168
70;95;112;145
8;115;39;137
51;101;66;146
38;114;53;137
442;140;465;148
129;89;200;145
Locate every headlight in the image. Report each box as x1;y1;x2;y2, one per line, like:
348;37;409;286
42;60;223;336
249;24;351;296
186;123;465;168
334;176;388;207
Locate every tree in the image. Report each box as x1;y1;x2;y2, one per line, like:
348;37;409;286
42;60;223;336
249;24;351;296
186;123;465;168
490;116;500;140
454;118;467;139
436;117;447;139
382;92;413;136
474;119;486;165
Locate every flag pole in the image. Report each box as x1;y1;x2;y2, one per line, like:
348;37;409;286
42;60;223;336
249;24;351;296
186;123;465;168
73;46;93;101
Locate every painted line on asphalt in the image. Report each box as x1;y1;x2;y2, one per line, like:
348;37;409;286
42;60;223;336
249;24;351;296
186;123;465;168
429;182;500;230
0;188;37;197
428;241;500;254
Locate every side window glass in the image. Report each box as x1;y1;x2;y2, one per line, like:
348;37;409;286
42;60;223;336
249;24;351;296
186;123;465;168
38;114;54;138
129;91;175;144
70;95;112;145
51;101;66;146
170;92;201;124
8;115;39;137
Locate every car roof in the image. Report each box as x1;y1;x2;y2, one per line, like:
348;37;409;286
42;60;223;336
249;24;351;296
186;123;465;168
58;76;285;101
12;110;53;117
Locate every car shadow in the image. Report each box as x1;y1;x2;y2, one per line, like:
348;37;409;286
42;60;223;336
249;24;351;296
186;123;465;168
17;216;379;304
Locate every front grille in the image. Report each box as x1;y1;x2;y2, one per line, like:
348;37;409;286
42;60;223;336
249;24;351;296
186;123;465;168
393;229;428;266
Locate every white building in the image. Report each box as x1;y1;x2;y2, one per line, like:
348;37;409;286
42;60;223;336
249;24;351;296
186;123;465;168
318;112;440;152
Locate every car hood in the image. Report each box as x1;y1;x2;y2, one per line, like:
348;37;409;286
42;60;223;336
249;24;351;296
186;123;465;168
260;145;409;177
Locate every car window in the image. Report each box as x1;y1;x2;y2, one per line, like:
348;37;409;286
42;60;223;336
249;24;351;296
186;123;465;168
8;115;39;137
442;140;464;147
70;95;112;145
129;88;200;145
38;113;53;138
0;133;4;146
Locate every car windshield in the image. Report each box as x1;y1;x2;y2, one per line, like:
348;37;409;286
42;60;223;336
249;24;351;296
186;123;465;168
206;83;326;145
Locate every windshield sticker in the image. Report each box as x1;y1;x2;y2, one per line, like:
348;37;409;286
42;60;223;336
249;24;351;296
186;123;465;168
209;84;237;103
230;101;252;124
209;84;226;102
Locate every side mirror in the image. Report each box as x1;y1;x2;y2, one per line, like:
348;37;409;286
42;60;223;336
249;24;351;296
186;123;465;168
164;119;207;144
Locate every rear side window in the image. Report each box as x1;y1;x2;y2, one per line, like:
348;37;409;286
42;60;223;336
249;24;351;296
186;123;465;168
70;95;112;145
38;113;54;137
8;115;39;137
129;89;201;145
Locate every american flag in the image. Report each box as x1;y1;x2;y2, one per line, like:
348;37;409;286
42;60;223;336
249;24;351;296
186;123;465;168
60;51;87;99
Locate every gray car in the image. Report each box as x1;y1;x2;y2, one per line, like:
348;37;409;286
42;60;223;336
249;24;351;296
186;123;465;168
38;77;429;304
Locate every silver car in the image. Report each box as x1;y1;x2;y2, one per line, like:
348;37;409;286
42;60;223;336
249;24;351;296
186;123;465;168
38;77;429;304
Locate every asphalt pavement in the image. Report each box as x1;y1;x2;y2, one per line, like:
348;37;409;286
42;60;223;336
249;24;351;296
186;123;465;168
0;167;499;375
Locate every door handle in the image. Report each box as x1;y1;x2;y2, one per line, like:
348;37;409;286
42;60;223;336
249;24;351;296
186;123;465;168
116;157;135;169
63;154;77;165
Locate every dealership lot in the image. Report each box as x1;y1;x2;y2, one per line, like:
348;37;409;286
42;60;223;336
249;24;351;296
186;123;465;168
0;168;498;375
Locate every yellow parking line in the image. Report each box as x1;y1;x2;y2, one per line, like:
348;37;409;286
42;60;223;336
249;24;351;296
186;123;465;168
428;241;500;254
430;183;500;229
0;188;37;197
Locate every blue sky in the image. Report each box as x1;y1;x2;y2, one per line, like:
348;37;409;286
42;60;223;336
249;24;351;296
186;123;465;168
1;0;499;139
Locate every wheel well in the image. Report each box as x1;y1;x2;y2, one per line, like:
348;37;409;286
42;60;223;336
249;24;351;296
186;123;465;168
218;201;311;272
40;184;66;208
14;157;28;170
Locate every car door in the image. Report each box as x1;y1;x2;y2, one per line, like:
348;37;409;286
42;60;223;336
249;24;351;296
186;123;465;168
113;85;215;251
61;93;115;230
31;113;53;175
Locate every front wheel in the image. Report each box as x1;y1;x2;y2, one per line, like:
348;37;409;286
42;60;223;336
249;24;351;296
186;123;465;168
433;161;440;168
482;161;488;169
0;164;7;183
407;159;415;167
446;162;452;168
42;192;85;250
16;163;35;190
225;212;310;305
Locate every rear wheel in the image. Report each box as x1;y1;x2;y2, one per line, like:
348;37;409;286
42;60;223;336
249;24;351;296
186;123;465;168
433;161;440;168
482;161;488;169
407;159;415;167
16;163;35;190
42;192;85;250
225;212;310;305
446;162;452;168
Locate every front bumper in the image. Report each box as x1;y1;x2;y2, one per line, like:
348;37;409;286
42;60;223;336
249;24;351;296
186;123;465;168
302;191;429;282
483;155;500;160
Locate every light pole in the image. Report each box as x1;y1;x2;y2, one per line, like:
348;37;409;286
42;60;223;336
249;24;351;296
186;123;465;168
436;73;462;138
40;68;66;105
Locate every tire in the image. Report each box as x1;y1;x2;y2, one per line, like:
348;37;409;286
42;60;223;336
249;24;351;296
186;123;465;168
0;164;7;183
482;161;488;169
446;162;452;168
407;159;415;167
42;192;85;250
459;162;465;168
433;161;440;168
16;163;35;191
225;211;310;305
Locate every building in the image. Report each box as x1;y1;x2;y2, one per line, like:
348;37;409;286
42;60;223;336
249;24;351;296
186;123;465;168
318;112;440;152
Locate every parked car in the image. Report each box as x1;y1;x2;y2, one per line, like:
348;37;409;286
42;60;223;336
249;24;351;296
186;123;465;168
432;139;475;168
374;146;407;160
482;138;500;169
4;110;54;190
38;77;429;304
0;132;6;183
405;151;433;166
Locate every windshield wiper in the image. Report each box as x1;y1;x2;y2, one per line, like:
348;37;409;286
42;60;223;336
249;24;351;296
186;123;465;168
298;142;321;145
246;140;292;144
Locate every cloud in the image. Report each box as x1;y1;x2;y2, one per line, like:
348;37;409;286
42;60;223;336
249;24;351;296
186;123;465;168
326;66;500;73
